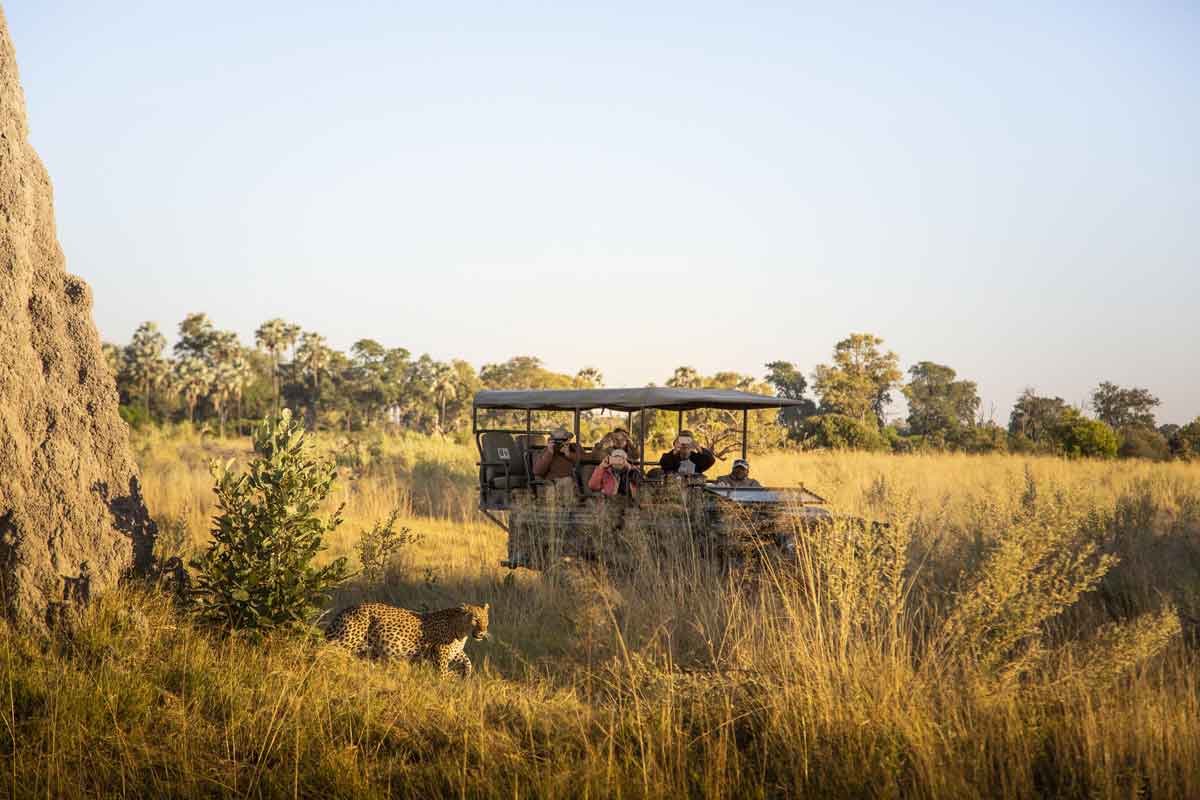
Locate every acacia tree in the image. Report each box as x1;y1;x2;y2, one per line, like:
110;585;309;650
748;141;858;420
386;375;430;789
765;360;818;440
1008;389;1068;444
902;361;980;438
667;366;701;390
812;333;901;427
1091;382;1160;430
665;367;780;456
575;367;604;388
347;339;392;429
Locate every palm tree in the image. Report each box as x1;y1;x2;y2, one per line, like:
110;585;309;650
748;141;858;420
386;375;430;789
125;321;168;415
206;331;244;436
210;361;238;437
173;356;211;424
255;318;301;413
231;353;253;435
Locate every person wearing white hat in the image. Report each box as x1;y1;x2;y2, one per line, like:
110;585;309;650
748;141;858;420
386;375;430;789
715;459;761;488
587;448;643;497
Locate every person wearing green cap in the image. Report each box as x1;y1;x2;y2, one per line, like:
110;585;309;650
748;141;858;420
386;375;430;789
716;459;761;488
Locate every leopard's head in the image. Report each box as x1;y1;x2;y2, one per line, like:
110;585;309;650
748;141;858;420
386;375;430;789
458;603;490;640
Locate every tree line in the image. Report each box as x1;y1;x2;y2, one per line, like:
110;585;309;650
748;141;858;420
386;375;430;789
104;317;1200;460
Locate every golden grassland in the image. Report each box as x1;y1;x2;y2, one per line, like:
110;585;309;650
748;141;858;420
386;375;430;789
3;426;1200;798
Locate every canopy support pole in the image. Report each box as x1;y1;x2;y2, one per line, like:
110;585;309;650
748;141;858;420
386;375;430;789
677;410;684;435
639;408;646;467
525;410;531;437
741;409;748;460
573;410;580;444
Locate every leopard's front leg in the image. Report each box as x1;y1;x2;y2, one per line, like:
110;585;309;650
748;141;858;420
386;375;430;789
434;645;457;677
450;650;473;677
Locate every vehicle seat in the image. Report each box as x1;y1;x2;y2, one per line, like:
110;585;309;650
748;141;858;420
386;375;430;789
480;431;528;490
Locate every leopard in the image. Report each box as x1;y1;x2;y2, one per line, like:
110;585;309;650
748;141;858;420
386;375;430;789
325;602;490;677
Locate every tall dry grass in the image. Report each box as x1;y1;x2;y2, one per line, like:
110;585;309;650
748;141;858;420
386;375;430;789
1;429;1198;798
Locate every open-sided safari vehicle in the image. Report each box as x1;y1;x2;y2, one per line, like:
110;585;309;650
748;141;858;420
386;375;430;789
472;388;833;571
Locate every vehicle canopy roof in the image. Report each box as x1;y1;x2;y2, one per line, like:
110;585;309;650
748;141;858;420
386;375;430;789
473;387;807;413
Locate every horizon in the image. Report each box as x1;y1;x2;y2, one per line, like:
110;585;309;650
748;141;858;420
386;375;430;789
6;2;1198;424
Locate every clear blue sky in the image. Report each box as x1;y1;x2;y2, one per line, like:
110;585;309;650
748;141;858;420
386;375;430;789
7;2;1198;423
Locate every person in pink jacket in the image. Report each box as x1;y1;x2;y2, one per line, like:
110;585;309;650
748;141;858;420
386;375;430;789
587;449;643;498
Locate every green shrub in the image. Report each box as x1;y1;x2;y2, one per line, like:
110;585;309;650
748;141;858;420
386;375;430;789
356;509;423;583
1170;418;1200;460
1054;409;1118;459
1118;426;1171;461
799;413;887;451
190;410;348;633
954;423;1009;454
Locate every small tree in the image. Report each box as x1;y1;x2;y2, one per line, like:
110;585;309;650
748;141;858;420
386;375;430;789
356;509;423;584
1054;409;1119;459
190;410;348;633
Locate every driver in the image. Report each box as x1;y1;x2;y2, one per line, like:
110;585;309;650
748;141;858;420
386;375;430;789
715;459;761;488
658;430;716;475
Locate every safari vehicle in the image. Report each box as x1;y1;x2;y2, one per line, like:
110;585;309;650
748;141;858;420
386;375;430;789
472;388;832;571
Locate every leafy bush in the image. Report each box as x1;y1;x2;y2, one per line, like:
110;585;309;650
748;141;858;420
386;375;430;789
1170;418;1200;460
356;509;423;583
190;410;348;633
1054;409;1118;459
799;413;887;451
955;423;1009;454
1118;426;1171;461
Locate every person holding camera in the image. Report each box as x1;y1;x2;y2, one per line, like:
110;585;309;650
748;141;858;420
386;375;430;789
532;426;582;480
658;430;716;475
587;449;643;498
593;427;639;461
